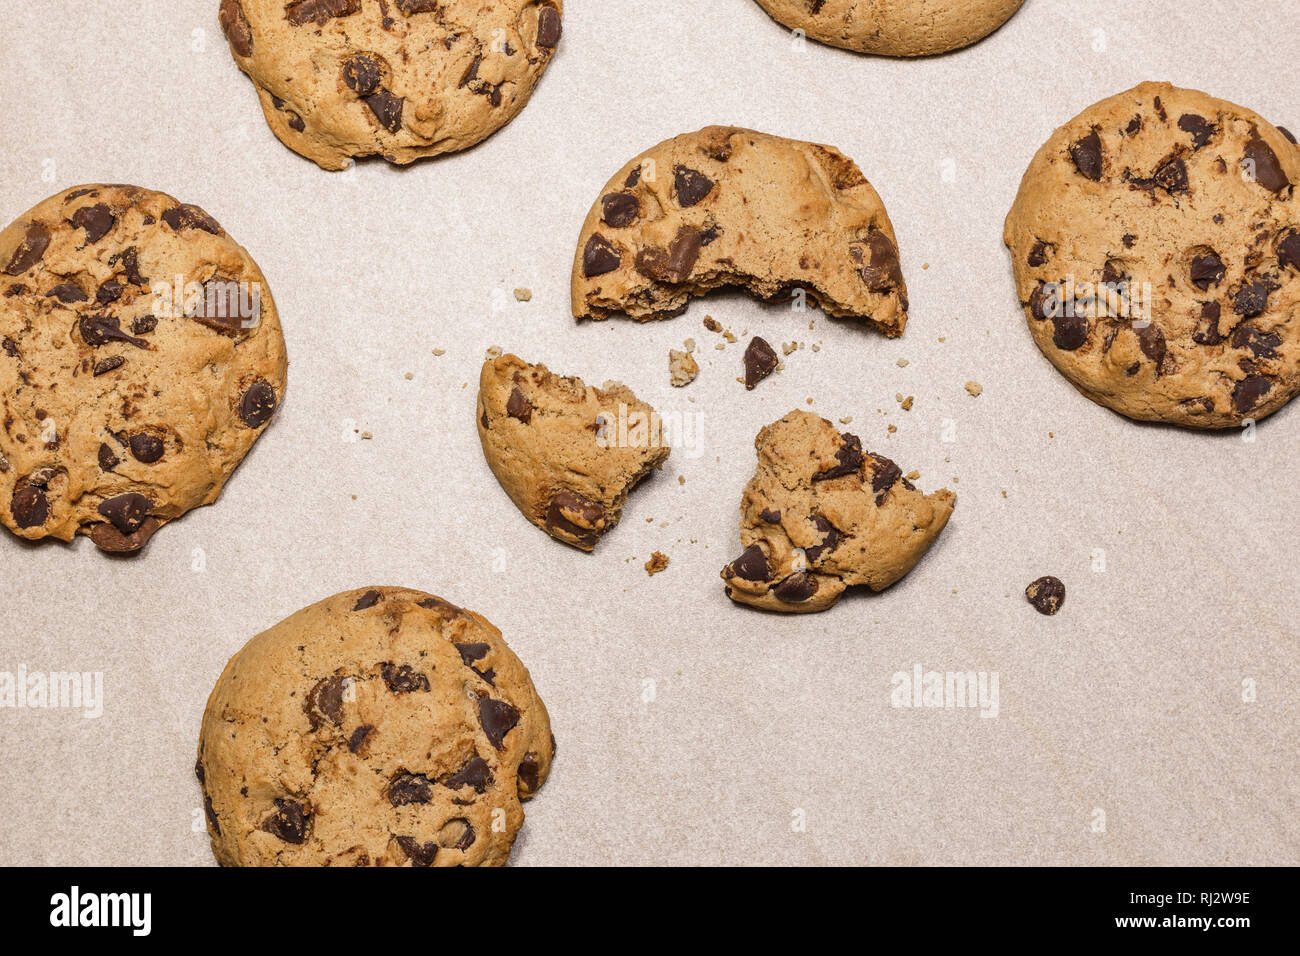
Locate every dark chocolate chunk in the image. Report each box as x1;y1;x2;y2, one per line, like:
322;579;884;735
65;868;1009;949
773;572;818;603
478;698;521;749
673;165;714;206
634;227;703;283
382;663;430;694
1244;136;1289;192
1233;374;1272;414
219;0;254;56
352;589;381;610
742;336;778;390
395;836;438;867
161;204;220;235
304;676;347;728
1027;240;1052;267
855;231;904;293
46;283;87;303
348;724;375;754
388;773;434;806
238;381;277;428
536;5;562;48
70;203;115;243
1232;277;1274;317
96;279;122;304
4;223;50;275
1153;156;1188;193
1177;114;1215;149
870;454;902;502
506;386;532;423
581;234;621;277
342;54;381;95
97;443;120;471
517;753;540;793
11;486;48;528
97;493;152;535
128;434;164;463
725;543;770;582
1025;576;1065;616
1051;313;1089;350
1137;323;1166;367
455;642;490;664
601;192;640;228
445;756;491;793
1070;130;1103;181
79;314;148;349
1231;325;1281;359
1278;230;1300;272
365;89;403;132
813;433;863;481
1193;301;1223;345
285;0;360;26
261;798;309;844
1189;252;1225;290
544;489;604;547
90;517;160;553
92;355;125;376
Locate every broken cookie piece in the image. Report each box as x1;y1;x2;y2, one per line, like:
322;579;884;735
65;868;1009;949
669;348;699;387
477;353;670;551
721;410;955;613
571;126;909;336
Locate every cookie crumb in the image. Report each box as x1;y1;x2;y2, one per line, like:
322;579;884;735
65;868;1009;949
1026;576;1066;616
839;415;853;424
677;475;685;485
887;424;897;433
964;381;983;397
723;330;737;344
432;348;445;356
896;358;909;367
703;316;721;332
1001;490;1008;498
669;349;699;387
403;372;414;380
645;552;669;576
683;337;696;352
360;431;373;440
513;288;532;302
485;345;503;360
905;470;919;480
901;396;914;411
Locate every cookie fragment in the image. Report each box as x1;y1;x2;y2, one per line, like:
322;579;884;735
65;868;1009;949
572;127;909;336
668;348;698;387
476;354;670;551
1025;576;1066;616
197;588;554;866
721;411;955;613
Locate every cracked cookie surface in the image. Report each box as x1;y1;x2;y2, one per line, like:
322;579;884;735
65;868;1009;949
197;587;554;867
219;0;563;170
0;184;286;553
477;353;669;551
751;0;1025;57
721;410;954;613
1005;82;1300;428
571;126;909;335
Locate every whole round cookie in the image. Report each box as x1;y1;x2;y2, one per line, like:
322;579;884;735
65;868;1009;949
197;587;554;867
1005;82;1300;428
219;0;563;170
751;0;1025;57
0;184;286;553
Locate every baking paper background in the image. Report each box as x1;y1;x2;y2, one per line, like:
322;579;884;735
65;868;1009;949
1;0;1296;866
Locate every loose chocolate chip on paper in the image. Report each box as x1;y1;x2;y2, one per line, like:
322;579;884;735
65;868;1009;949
1025;576;1066;616
673;165;714;207
238;381;277;428
601;192;640;228
70;204;115;243
1070;130;1103;181
742;336;778;390
478;698;521;749
261;798;309;844
4;223;51;275
11;486;49;528
128;434;165;463
581;234;621;277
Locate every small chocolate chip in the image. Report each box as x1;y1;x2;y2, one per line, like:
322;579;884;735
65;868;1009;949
759;508;781;523
97;443;120;471
478;698;521;749
1027;240;1052;267
742;336;778;390
1025;576;1065;616
517;753;541;793
92;355;125;376
96;279;122;304
1278;231;1300;272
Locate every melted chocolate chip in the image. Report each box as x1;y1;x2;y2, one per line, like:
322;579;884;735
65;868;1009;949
79;314;148;349
261;798;309;844
1051;313;1089;350
382;663;430;694
1027;240;1053;267
455;642;490;664
96;279;122;304
1189;252;1225;290
97;443;120;471
388;773;434;806
161;204;220;235
445;756;491;793
581;234;621;277
1025;576;1065;616
634;227;703;283
478;698;521;749
285;0;360;26
1177;114;1215;149
870;454;902;502
856;231;904;293
1193;301;1223;345
352;589;381;610
1231;325;1281;359
90;517;160;553
395;836;438;867
813;433;863;481
544;489;604;547
304;676;347;728
348;724;375;754
4;223;51;275
1233;374;1272;414
742;336;778;390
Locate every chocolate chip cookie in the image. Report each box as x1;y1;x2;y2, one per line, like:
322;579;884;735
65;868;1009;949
0;184;286;553
477;353;669;551
722;411;954;613
197;587;554;866
751;0;1025;57
219;0;563;170
571;126;909;335
1005;82;1300;428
